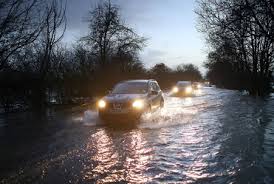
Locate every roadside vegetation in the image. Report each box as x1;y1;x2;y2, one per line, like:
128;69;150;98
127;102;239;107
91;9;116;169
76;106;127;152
196;0;274;96
0;0;202;113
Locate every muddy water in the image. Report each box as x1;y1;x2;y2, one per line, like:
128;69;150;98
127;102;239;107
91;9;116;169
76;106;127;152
0;88;274;183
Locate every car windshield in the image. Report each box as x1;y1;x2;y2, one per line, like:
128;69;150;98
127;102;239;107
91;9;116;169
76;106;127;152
112;82;148;94
177;81;191;87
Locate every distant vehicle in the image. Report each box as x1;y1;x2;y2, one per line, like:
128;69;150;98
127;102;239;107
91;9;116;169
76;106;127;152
97;79;164;121
192;82;202;90
171;81;193;96
204;81;212;87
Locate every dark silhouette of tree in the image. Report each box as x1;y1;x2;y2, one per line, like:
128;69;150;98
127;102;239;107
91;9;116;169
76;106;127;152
149;63;172;89
81;0;147;95
150;63;171;74
149;63;203;89
196;0;274;96
176;63;202;82
0;0;44;70
82;0;146;67
31;0;66;110
0;0;67;112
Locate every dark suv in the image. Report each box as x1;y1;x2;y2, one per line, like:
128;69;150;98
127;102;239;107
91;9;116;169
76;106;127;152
97;79;164;120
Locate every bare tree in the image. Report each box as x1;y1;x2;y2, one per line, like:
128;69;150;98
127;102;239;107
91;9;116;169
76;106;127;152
31;0;66;109
0;0;44;70
82;0;146;66
39;0;66;78
176;64;202;82
196;0;274;95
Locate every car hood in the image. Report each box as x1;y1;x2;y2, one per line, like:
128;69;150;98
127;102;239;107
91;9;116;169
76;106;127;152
178;85;190;89
104;93;147;103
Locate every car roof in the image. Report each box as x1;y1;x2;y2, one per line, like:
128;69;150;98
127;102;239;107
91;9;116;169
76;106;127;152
120;79;156;83
177;81;191;84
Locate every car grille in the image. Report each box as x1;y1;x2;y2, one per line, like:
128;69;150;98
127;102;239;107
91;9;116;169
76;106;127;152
108;102;131;110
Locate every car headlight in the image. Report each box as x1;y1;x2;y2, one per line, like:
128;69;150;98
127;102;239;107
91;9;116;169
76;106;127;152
185;86;192;93
172;86;179;93
132;100;144;109
98;99;106;108
197;84;201;88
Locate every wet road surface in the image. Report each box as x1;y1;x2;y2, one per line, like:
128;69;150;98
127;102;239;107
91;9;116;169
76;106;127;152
0;87;274;183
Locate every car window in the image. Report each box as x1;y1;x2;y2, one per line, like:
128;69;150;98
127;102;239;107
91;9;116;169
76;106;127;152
112;82;148;94
177;81;191;87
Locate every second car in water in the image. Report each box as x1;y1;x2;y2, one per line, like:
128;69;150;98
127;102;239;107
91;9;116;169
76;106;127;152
172;81;193;96
97;79;164;121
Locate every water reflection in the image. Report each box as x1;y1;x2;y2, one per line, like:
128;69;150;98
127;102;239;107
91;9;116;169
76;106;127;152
1;88;274;183
184;97;193;106
83;128;153;183
194;89;202;96
84;129;117;181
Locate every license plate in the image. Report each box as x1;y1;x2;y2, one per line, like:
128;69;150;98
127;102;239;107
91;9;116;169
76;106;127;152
113;103;122;110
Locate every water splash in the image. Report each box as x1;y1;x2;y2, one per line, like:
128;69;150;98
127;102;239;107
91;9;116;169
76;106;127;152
83;110;101;126
72;110;100;126
138;102;197;129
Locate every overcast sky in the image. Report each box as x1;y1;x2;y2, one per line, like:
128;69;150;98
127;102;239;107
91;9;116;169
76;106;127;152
63;0;207;71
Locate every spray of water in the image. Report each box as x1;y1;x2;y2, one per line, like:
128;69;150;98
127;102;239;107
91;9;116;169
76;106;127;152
73;92;206;129
138;100;197;129
72;110;101;126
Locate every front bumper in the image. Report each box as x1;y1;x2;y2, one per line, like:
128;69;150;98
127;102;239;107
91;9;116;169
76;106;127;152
98;109;144;121
98;106;147;120
172;90;193;97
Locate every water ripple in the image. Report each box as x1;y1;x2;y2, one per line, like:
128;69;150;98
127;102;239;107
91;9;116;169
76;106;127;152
1;88;274;183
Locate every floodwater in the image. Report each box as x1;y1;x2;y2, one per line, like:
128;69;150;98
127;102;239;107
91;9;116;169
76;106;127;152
0;88;274;183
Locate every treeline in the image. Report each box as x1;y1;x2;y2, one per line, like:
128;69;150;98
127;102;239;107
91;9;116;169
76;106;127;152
0;0;202;113
196;0;274;96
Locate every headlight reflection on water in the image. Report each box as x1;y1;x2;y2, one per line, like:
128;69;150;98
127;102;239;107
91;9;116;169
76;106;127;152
83;129;152;183
84;129;117;179
184;97;193;106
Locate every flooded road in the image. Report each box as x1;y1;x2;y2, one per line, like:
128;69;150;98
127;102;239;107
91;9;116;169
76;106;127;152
0;87;274;183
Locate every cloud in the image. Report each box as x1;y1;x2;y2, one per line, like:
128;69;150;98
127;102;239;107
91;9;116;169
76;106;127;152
62;0;206;72
140;49;167;67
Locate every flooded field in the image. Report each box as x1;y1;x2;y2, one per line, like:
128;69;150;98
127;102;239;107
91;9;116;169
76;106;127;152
0;87;274;183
